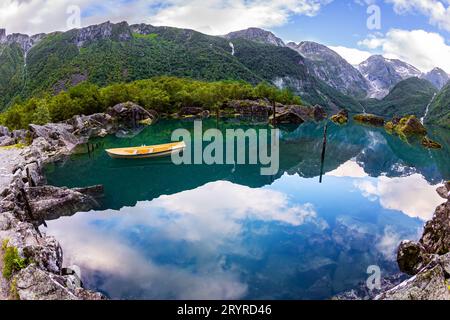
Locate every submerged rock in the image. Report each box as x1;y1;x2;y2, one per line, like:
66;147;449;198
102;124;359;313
270;110;305;125
353;114;385;126
393;115;427;136
178;106;210;118
421;137;442;149
331;109;349;125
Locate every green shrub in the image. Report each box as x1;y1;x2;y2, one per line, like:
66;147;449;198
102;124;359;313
2;242;29;280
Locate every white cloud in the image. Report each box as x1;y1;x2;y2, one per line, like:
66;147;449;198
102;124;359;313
386;0;450;32
354;174;444;220
328;46;373;65
359;28;450;72
0;0;334;35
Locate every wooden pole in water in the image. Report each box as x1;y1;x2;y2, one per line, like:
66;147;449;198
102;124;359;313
319;123;328;183
272;101;276;126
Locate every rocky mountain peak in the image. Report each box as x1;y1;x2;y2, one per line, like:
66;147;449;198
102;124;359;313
421;67;450;90
358;55;422;99
0;29;45;53
0;29;6;43
287;40;370;98
73;21;132;47
224;28;285;47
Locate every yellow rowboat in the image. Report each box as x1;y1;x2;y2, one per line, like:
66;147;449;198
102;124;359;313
105;141;186;159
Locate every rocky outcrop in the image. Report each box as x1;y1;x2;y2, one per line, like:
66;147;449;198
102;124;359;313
29;123;81;152
391;115;427;136
178;107;210;118
376;257;450;300
223;100;270;117
397;241;432;275
68;113;115;138
377;183;450;300
73;21;131;47
270;110;305;125
25;186;101;221
107;101;158;125
13;265;104;300
353;114;385;126
0;29;45;53
313;105;327;121
0;100;167;300
224;28;285;47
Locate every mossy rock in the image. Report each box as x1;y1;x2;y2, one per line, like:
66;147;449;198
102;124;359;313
394;115;427;136
330;114;348;125
353;114;385;127
422;137;442;149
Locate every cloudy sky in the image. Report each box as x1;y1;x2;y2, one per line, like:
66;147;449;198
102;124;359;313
1;0;449;72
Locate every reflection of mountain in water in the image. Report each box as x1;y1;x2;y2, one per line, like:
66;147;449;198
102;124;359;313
44;119;449;211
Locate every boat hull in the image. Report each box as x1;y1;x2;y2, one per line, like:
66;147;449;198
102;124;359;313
105;142;186;159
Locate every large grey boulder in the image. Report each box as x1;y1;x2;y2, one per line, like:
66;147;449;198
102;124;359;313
13;265;104;300
420;201;450;256
25;186;100;221
68;113;115;138
0;136;15;147
0;126;10;137
107;102;158;124
29;123;81;151
397;241;433;275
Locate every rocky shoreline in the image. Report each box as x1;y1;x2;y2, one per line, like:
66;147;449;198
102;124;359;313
0;102;159;299
0;101;448;300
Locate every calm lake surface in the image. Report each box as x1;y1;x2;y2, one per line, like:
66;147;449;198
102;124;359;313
43;119;449;299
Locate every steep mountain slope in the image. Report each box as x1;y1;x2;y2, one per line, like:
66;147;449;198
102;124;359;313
421;68;450;90
229;38;364;112
224;28;285;47
426;82;450;128
0;22;364;113
358;55;422;99
287;41;370;99
363;77;438;118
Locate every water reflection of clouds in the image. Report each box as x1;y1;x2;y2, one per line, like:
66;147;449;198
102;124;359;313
325;160;442;220
354;173;443;220
46;181;320;299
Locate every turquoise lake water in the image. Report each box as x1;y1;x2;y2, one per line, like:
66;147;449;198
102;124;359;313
43;119;449;299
